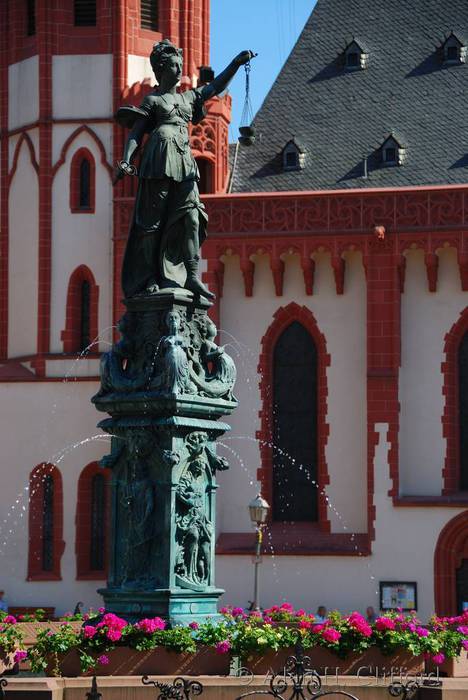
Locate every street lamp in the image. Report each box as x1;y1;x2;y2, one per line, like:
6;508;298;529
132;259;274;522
248;493;270;612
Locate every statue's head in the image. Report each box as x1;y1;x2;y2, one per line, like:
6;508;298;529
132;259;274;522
203;316;217;341
166;310;181;335
150;39;183;85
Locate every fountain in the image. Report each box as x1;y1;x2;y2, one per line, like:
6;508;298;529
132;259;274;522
91;40;254;625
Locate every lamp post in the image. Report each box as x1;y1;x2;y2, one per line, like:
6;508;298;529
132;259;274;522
248;494;270;612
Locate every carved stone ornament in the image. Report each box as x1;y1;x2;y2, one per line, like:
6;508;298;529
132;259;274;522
94;299;237;403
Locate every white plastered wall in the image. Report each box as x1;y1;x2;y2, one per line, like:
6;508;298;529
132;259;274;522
399;247;468;495
127;54;154;87
216;251;367;536
50;128;113;354
217;420;466;620
52;55;113;119
8;138;39;357
0;381;107;614
8;56;39;130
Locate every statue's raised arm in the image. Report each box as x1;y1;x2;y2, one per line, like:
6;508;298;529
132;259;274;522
198;50;256;103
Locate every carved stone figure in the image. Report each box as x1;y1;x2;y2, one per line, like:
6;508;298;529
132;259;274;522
114;39;254;299
154;310;196;395
188;316;237;399
175;432;213;588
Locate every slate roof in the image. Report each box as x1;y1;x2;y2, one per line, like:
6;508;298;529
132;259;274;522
231;0;468;192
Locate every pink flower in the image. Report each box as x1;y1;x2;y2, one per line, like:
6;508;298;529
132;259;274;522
46;631;55;637
189;622;199;630
311;624;325;634
3;616;16;624
295;609;306;617
348;612;372;638
215;640;231;654
250;610;262;618
432;653;445;665
135;617;166;633
98;655;109;665
98;607;106;614
280;602;294;612
375;617;396;632
462;639;468;650
457;626;468;635
416;626;429;637
106;628;122;642
13;650;27;663
263;616;273;624
322;627;341;643
232;607;244;616
298;620;312;630
220;607;231;615
83;626;97;639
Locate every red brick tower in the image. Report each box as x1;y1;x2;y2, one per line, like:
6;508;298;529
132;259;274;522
0;0;231;361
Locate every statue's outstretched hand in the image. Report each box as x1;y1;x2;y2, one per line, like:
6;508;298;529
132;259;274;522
235;50;257;66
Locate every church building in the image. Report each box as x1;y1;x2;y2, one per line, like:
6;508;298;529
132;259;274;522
0;0;467;620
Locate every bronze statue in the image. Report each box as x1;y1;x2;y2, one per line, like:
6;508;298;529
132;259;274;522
114;39;254;300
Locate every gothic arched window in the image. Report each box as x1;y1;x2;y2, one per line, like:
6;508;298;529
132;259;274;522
76;462;109;579
272;321;318;522
28;464;64;580
459;331;468;490
196;158;214;194
70;148;95;213
62;266;99;354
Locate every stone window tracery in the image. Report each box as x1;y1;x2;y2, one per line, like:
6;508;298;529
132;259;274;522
76;462;110;579
27;464;64;581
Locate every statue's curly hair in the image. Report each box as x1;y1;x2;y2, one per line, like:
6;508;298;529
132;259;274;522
150;39;183;82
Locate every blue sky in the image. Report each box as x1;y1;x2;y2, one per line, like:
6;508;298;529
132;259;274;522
211;0;316;142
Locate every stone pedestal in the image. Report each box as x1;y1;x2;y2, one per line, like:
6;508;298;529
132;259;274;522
92;290;237;625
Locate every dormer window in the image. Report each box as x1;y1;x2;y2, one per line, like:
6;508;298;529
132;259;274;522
342;39;368;71
441;33;466;65
282;139;305;171
380;134;405;167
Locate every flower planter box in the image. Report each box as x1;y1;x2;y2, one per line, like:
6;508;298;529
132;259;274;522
46;646;230;677
242;646;424;676
426;650;468;677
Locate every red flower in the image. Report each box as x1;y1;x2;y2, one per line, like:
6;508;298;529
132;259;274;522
322;627;341;643
375;617;396;632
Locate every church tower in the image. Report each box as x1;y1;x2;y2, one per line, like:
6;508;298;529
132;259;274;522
0;0;231;365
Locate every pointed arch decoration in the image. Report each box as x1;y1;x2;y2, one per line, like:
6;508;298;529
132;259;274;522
434;511;468;615
257;303;331;531
27;463;64;581
8;132;39;184
52;125;112;178
441;307;468;494
76;461;110;579
61;265;99;354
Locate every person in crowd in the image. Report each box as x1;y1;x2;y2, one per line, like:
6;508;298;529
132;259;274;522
0;591;8;612
315;605;328;623
366;605;377;623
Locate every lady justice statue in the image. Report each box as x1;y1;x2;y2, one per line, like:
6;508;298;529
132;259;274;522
114;40;255;300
